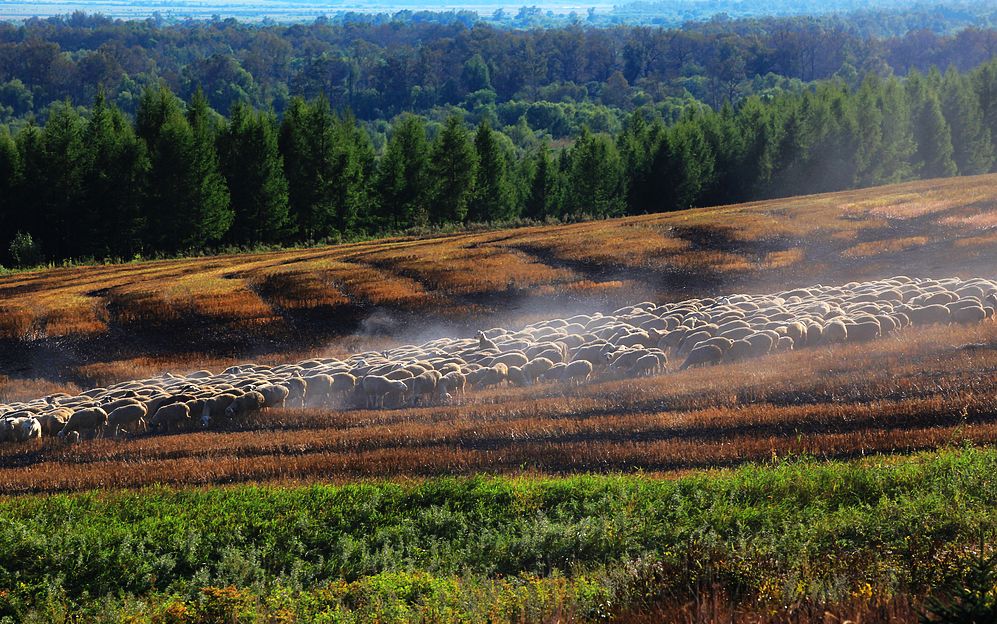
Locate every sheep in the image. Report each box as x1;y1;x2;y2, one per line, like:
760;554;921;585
406;371;442;406
632;353;662;377
845;321;880;343
571;344;614;369
62;430;81;445
506;366;528;387
949;304;987;325
607;349;646;375
35;410;71;436
301;375;335;407
725;339;758;362
100;397;144;413
677;330;714;356
745;332;775;355
257;384;290;409
149;403;190;433
105;403;149;438
330;372;358;397
680;344;724;370
225;391;266;419
904;304;951;326
2;417;42;443
467;364;508;390
487;352;530;369
775;335;795;351
438;371;467;403
522;357;555;384
284;377;308;408
201;393;238;427
477;331;498;351
559;360;593;385
820;320;848;345
59;407;108;440
361;376;409;409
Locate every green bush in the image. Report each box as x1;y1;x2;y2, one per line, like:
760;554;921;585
7;231;43;268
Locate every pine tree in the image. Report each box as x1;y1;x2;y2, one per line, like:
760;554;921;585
941;67;994;175
187;88;236;245
876;76;916;184
699;103;746;204
973;59;997;171
80;91;149;258
38;101;86;259
523;143;556;220
135;84;178;151
618;110;666;214
563;127;625;217
428;115;477;224
469;121;515;222
218;102;291;245
279;98;371;239
278;97;313;235
853;75;885;187
139;85;232;252
12;124;45;250
374;114;430;228
908;75;957;179
0;125;19;263
646;121;713;212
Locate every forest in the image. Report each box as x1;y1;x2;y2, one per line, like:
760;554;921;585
1;13;996;265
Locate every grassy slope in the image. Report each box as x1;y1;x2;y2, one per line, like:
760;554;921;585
0;174;993;381
1;446;995;621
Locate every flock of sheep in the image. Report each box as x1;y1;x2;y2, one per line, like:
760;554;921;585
1;275;994;446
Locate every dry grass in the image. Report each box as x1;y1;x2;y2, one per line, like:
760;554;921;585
0;174;991;350
2;320;994;494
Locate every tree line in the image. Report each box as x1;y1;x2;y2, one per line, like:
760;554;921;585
1;60;995;266
2;13;997;126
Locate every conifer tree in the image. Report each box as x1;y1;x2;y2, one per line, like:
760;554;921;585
81;91;149;258
853;75;885;187
0;125;19;261
563;127;625;217
875;76;916;183
941;67;994;175
428;115;477;224
38;102;86;259
279;98;371;239
375;114;430;228
218;102;290;244
523;143;556;220
973;59;997;171
908;75;957;179
469;121;515;222
139;85;232;251
618;111;666;214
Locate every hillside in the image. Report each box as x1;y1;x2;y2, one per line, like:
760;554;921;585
0;174;994;383
0;173;996;622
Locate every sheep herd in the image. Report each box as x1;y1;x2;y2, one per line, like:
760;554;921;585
1;275;994;446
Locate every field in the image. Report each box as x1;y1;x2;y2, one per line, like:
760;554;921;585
0;174;994;390
0;175;996;621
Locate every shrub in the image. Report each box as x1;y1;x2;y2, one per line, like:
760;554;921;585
8;231;43;268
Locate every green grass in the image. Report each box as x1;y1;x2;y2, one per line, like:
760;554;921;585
1;446;996;621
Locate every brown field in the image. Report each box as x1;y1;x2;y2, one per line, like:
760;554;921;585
0;174;995;493
1;319;993;494
0;174;994;385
